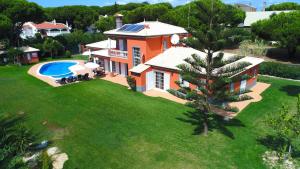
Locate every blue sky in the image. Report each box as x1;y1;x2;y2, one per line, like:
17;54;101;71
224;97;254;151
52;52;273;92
29;0;300;10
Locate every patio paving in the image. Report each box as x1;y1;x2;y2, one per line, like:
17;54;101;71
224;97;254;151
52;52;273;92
143;82;271;117
100;74;129;87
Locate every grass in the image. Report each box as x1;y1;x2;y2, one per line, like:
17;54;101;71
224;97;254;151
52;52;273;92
1;64;300;169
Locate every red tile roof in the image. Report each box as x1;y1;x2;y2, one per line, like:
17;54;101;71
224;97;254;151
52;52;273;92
33;22;67;29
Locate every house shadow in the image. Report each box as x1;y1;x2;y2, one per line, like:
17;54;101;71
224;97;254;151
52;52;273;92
257;135;300;158
279;85;300;96
177;110;245;139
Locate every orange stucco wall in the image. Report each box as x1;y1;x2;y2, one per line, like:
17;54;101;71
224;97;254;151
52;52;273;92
132;64;260;92
127;38;147;69
145;36;172;62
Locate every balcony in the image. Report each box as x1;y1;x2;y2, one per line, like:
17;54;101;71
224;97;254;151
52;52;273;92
109;49;128;59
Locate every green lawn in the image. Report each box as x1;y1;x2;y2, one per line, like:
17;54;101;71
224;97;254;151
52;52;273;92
1;64;300;169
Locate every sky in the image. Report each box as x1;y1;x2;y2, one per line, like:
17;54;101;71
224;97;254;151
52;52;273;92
28;0;300;10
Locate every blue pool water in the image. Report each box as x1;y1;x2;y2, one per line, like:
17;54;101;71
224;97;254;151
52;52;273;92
39;61;77;78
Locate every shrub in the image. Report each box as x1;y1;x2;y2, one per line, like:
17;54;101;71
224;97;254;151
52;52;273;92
259;62;300;80
239;40;271;56
126;76;136;91
65;50;72;58
168;89;187;100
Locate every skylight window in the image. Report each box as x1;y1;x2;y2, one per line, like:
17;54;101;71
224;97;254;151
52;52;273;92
117;24;145;33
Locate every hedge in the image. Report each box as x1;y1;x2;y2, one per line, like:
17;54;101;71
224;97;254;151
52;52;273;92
259;62;300;80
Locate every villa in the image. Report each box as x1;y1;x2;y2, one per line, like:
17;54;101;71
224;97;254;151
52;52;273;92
88;15;263;93
21;20;71;39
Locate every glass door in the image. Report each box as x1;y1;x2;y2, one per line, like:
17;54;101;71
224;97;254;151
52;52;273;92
155;72;164;90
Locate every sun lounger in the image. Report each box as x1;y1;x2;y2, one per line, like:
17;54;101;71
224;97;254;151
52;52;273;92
83;73;89;80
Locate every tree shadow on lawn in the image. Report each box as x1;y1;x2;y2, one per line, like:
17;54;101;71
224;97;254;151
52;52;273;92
177;111;245;139
257;135;300;158
279;85;300;96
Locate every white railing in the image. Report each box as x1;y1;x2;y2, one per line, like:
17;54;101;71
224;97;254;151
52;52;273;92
109;49;128;59
46;31;70;37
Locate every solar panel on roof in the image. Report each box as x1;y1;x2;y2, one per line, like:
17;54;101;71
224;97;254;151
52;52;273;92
131;25;144;32
117;24;145;33
125;24;140;31
118;24;131;31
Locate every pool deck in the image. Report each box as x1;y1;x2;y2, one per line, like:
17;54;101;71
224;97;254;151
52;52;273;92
28;60;93;87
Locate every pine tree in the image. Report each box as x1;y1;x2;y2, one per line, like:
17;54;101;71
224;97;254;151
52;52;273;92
170;0;251;135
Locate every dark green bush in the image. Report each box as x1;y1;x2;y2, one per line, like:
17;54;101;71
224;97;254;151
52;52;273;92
126;76;136;91
65;50;72;58
168;89;187;100
259;62;300;80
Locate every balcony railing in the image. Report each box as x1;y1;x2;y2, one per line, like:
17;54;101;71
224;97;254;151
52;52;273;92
109;49;128;59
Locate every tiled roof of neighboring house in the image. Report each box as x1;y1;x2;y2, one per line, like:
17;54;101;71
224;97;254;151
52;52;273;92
104;21;188;37
129;64;150;73
20;46;40;53
86;39;116;49
33;22;68;29
145;47;264;76
242;10;293;27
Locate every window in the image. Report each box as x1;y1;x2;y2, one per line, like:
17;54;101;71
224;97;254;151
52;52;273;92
118;39;127;51
133;47;141;66
112;61;116;72
179;75;189;87
26;53;31;60
163;40;168;51
155;72;164;89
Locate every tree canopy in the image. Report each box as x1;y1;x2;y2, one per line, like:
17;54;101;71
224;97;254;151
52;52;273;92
160;0;245;30
251;11;300;57
0;14;12;39
0;0;45;45
266;2;300;11
94;16;115;33
123;3;172;24
44;6;99;31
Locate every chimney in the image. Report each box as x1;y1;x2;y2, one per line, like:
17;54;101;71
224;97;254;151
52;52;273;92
114;13;123;29
53;19;56;25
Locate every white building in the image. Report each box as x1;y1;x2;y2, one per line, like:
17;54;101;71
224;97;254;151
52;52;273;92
240;10;293;27
21;20;71;39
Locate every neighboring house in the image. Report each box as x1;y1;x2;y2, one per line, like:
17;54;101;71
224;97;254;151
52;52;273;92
240;10;293;27
92;15;263;93
19;46;40;64
21;20;71;39
0;46;40;64
235;3;256;12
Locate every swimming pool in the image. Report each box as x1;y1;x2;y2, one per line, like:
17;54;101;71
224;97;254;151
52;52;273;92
39;61;78;79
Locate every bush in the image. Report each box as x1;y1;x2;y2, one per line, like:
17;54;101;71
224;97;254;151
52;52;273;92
239;40;271;56
168;89;187;100
126;76;136;91
65;50;72;58
260;62;300;80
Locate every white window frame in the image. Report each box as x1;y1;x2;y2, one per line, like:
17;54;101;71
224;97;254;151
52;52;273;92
163;40;168;51
133;47;141;66
155;71;164;90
